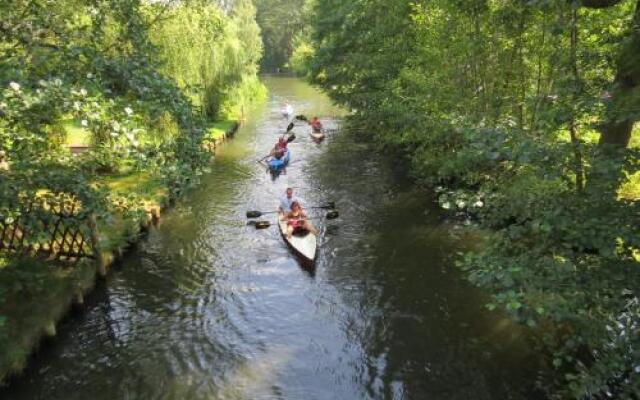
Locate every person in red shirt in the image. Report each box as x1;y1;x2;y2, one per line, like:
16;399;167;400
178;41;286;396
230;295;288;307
271;136;288;159
309;117;323;133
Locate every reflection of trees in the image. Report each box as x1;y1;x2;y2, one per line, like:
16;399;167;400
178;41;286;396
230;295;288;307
317;139;543;399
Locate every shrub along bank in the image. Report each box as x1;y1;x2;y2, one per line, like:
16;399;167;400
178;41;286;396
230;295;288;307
299;0;640;398
0;0;263;384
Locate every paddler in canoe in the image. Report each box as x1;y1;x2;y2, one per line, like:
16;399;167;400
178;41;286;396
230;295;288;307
279;187;301;212
280;201;318;239
269;136;288;159
309;117;325;141
309;117;323;133
281;102;294;121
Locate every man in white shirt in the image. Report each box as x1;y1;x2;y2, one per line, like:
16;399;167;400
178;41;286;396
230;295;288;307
282;102;293;121
279;187;302;212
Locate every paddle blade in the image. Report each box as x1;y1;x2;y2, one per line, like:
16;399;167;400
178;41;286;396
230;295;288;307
246;211;262;218
326;210;339;219
295;114;308;122
287;134;296;143
312;202;335;210
255;221;272;229
286;122;295;132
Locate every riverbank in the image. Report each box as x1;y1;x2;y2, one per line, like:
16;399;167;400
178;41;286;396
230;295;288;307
0;121;240;385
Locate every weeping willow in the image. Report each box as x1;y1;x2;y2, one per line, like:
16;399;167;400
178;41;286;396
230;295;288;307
148;0;265;120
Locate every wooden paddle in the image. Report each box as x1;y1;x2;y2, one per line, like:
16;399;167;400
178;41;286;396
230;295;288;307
246;202;336;218
252;210;340;229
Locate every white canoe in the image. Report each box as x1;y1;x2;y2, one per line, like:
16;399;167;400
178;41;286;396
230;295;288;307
278;213;317;267
310;131;325;141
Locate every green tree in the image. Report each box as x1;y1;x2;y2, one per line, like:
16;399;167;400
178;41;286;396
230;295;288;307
304;0;640;397
255;0;306;71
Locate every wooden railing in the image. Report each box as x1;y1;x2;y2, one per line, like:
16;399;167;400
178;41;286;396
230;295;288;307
0;193;94;263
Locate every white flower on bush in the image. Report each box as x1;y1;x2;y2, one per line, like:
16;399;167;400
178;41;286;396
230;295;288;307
110;131;119;138
9;82;20;92
124;107;133;116
112;121;121;132
38;80;48;87
473;200;484;208
80;88;88;97
456;200;466;209
441;202;451;210
53;78;62;86
80;119;88;127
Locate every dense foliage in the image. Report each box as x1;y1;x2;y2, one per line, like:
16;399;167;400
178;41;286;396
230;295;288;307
254;0;306;71
300;0;640;398
0;0;263;212
150;0;264;120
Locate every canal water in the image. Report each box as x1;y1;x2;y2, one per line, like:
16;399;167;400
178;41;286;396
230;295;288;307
2;77;542;399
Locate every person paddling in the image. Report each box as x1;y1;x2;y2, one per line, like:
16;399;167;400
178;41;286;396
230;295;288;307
309;116;323;133
279;187;301;213
281;201;317;238
270;136;288;159
281;102;293;121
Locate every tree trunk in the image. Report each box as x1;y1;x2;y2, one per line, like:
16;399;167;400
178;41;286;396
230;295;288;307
585;0;640;192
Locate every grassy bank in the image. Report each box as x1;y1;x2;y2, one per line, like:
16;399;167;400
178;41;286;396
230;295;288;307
0;121;238;385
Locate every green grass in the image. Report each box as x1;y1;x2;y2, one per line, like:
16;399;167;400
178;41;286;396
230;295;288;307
63;119;90;146
97;171;167;204
206;120;237;140
95;171;169;250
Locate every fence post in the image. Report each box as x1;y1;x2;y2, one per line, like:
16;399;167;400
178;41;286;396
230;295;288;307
88;213;106;277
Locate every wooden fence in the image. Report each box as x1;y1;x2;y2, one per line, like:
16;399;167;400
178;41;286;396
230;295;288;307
0;193;94;263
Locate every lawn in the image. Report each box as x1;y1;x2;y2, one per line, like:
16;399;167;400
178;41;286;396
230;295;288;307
63;119;90;146
206;120;237;141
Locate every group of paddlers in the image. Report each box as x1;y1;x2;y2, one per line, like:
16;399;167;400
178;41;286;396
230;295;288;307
279;187;317;238
281;102;323;132
270;102;324;161
273;102;325;238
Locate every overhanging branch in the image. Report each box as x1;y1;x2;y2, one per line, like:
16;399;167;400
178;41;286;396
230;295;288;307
580;0;624;9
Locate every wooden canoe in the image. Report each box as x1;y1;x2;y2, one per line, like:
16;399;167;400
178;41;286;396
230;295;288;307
278;212;317;267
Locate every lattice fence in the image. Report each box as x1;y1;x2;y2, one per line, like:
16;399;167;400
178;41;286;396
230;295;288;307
0;193;94;262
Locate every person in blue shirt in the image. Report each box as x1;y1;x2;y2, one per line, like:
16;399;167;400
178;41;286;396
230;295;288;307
279;187;302;213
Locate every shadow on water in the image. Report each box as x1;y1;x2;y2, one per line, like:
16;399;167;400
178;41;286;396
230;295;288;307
312;136;546;399
1;77;545;400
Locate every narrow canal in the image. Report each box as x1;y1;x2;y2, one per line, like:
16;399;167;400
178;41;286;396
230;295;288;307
3;77;542;399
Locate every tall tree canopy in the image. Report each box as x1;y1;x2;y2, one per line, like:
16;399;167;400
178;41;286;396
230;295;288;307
254;0;306;71
299;0;640;397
